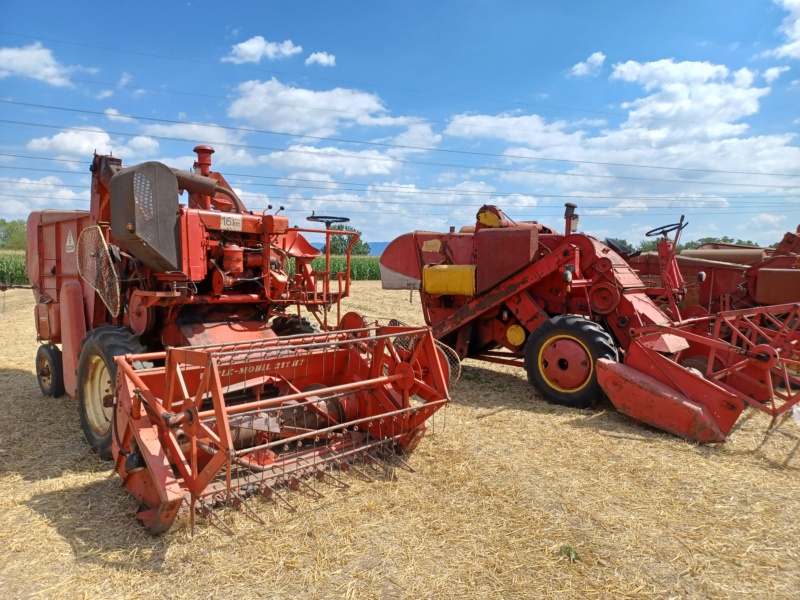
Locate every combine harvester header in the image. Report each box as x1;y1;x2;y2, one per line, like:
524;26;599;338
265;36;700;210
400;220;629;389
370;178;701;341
115;324;449;534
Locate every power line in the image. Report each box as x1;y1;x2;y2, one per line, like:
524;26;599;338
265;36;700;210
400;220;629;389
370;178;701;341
4;191;798;218
2;66;797;144
2;155;799;200
0;31;760;130
4;100;800;179
3;187;797;216
4;118;800;191
3;164;798;205
0;68;607;140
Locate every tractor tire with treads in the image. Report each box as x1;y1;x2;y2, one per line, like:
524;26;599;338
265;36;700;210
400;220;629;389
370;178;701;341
77;326;149;460
523;315;618;409
36;344;65;397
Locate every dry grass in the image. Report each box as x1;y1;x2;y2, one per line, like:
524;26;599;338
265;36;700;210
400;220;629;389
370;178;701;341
1;282;798;599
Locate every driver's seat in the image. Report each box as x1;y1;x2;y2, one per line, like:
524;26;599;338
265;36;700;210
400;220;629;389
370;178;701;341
605;237;640;260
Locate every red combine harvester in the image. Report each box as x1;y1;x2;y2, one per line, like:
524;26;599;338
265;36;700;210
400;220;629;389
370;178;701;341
380;203;799;444
26;145;450;533
619;225;800;314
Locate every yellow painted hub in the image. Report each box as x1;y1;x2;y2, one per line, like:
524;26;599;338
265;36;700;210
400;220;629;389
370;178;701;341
506;324;526;347
537;334;594;393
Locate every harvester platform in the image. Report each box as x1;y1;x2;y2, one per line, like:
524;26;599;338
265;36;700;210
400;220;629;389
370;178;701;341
112;321;450;534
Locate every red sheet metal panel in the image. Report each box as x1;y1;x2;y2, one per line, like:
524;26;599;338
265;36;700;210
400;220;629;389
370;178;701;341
753;268;800;305
476;227;538;294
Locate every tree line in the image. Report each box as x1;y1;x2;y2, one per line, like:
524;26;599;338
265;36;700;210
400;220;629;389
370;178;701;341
616;235;778;254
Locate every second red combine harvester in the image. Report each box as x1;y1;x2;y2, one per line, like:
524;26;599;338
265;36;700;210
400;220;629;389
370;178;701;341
26;145;450;534
381;203;799;444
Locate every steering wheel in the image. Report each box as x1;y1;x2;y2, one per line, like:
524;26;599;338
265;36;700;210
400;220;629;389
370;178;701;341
307;213;350;230
645;220;688;238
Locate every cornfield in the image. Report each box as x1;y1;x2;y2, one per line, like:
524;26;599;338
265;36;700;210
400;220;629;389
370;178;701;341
286;255;381;280
0;253;383;286
0;251;27;285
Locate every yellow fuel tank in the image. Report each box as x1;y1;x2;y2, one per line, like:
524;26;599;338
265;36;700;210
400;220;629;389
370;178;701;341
422;264;476;296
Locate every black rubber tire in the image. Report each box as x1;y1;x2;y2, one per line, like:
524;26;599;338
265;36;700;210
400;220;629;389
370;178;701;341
35;344;65;397
523;315;618;409
272;315;317;336
77;326;148;460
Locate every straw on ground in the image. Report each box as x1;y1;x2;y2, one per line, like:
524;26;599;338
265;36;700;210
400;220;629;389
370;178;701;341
0;282;798;599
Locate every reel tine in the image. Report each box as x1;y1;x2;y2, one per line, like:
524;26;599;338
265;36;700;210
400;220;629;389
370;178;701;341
349;465;375;482
336;458;374;482
314;468;351;489
365;453;396;480
381;450;416;474
198;501;235;536
260;484;298;513
231;494;266;525
288;476;325;499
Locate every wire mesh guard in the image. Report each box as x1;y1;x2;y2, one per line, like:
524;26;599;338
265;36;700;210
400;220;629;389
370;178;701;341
387;318;461;388
77;225;121;317
112;322;451;534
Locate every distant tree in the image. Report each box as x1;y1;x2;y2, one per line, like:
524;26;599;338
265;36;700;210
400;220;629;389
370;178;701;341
0;219;26;250
637;239;659;253
637;235;765;254
322;224;371;255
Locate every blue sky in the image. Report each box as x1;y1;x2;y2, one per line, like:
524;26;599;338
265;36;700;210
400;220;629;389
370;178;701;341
1;0;798;246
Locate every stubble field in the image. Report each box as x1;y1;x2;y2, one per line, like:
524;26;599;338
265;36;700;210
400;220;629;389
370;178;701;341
0;282;798;599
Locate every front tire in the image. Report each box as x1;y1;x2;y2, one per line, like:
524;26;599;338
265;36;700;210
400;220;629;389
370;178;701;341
77;326;148;460
36;344;65;397
523;315;618;409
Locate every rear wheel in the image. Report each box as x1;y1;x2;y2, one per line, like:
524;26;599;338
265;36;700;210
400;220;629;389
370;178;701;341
36;344;65;397
523;315;618;409
77;326;148;460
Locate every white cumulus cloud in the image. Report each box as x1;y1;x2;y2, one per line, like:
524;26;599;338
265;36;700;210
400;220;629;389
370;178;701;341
221;36;302;64
0;42;74;87
228;78;387;137
26;127;158;160
569;52;606;77
139;121;243;162
386;123;442;157
441;54;800;219
28;128;115;156
610;59;769;139
445;112;584;147
261;145;399;177
305;51;336;67
2;176;87;219
104;108;133;122
768;0;800;59
278;172;338;190
764;65;791;82
612;59;729;89
748;213;787;227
